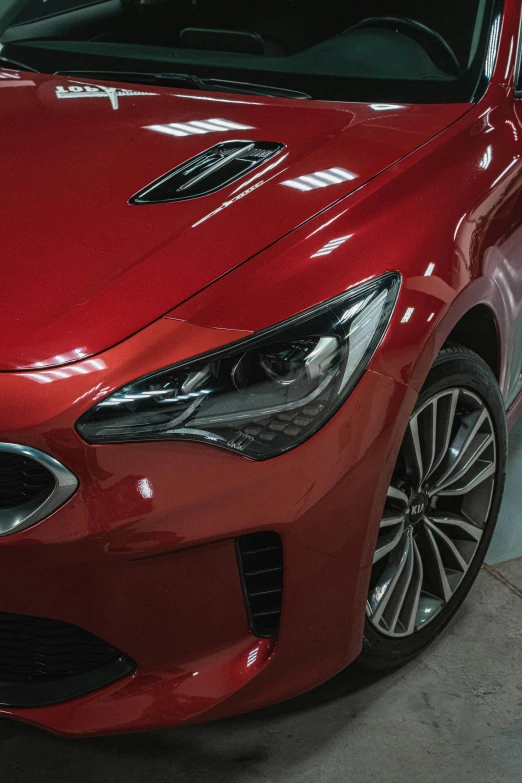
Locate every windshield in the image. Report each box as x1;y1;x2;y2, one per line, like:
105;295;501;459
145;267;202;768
1;0;503;103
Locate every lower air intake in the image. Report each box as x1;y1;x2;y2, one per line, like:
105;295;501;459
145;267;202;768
236;531;283;638
0;612;135;707
0;451;55;509
0;443;78;538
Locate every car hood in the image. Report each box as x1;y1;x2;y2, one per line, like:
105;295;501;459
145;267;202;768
0;70;469;370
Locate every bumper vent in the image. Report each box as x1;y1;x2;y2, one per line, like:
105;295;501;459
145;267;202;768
0;611;135;707
130;139;285;204
0;444;78;538
0;452;55;509
236;531;283;638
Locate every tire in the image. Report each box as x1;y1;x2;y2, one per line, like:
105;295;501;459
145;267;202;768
358;343;507;671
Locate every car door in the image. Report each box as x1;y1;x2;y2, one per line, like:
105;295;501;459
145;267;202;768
506;13;522;405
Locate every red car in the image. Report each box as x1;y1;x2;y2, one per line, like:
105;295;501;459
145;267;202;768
0;0;519;736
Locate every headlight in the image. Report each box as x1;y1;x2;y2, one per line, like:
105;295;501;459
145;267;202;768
76;273;400;459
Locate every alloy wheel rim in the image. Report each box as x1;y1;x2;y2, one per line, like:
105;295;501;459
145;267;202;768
366;387;497;638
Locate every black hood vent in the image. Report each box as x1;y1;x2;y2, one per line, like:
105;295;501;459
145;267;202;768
130;140;285;205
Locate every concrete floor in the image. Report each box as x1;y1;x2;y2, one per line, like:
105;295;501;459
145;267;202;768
487;418;522;564
2;422;522;782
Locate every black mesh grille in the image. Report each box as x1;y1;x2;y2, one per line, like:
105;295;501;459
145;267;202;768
236;532;283;638
0;452;55;510
0;612;124;683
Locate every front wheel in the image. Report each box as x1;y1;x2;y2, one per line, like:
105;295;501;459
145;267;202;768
359;343;507;670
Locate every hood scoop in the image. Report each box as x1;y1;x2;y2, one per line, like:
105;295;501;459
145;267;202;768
130;140;285;205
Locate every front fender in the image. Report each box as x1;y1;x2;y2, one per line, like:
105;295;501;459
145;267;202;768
371;275;509;398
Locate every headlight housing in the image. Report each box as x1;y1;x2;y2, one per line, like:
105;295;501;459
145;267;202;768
77;273;400;459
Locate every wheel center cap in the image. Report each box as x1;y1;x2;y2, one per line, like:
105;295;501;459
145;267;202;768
409;492;428;524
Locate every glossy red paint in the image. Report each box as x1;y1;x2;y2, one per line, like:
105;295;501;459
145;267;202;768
0;71;467;371
0;319;415;734
1;0;522;737
169;80;522;404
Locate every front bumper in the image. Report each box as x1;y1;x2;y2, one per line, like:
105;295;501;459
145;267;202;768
0;319;416;735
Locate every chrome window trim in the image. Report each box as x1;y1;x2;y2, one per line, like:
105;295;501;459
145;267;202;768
0;443;78;537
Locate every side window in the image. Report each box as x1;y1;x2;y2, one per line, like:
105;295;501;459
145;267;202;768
11;0;105;26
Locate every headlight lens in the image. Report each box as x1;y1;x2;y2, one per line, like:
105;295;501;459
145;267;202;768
76;273;400;459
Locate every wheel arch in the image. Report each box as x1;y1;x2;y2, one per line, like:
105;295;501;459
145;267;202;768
404;277;510;400
443;305;500;380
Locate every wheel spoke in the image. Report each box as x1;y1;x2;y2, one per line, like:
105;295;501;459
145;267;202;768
431;407;488;490
426;389;459;480
387;532;415;633
424;525;453;602
387;485;409;506
404;417;424;487
436;460;495;497
427;512;483;542
405;539;424;634
368;530;410;625
373;521;405;563
380;512;406;528
424;517;469;571
422;398;438;481
430;433;494;494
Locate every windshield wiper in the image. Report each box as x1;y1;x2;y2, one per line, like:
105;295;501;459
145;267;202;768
55;70;311;100
0;54;39;73
200;77;311;100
